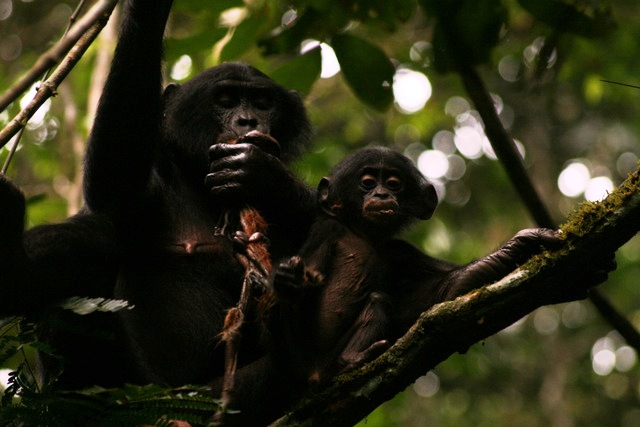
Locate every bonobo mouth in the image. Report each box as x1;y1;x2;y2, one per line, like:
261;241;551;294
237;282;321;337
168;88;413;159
364;201;399;218
235;130;281;158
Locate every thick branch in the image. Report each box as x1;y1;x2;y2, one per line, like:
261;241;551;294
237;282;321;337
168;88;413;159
458;63;640;352
270;170;640;426
0;0;117;149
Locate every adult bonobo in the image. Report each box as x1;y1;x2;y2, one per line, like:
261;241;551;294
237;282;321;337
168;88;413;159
0;0;314;409
82;0;316;391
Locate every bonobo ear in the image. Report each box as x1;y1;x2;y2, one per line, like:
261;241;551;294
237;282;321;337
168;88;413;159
317;177;338;217
162;83;181;103
410;179;438;220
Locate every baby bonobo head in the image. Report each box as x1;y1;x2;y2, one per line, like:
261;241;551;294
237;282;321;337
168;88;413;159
318;147;438;239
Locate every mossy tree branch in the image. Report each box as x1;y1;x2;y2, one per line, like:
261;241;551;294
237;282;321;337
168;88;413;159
270;169;640;427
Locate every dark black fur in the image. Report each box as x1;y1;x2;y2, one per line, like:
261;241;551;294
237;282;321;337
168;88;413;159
0;1;314;423
269;147;438;386
267;148;569;393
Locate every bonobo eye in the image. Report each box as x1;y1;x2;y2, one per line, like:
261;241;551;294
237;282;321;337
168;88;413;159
385;176;402;191
215;92;237;109
360;174;378;191
252;96;274;111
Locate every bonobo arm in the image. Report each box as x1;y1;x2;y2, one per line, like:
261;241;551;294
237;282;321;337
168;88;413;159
0;174;25;256
387;228;562;334
442;228;563;300
0;176;119;315
0;175;30;314
83;0;173;218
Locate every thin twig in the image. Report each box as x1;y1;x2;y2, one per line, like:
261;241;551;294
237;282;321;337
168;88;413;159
64;0;89;36
0;0;118;150
1;128;24;174
0;0;118;113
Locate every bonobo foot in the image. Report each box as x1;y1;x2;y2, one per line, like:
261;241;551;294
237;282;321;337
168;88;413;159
340;339;390;373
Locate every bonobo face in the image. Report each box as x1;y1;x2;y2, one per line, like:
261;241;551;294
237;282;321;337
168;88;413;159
358;167;404;226
319;147;439;238
210;80;278;144
160;62;312;174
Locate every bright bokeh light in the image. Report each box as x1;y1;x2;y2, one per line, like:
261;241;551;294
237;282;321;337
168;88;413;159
0;369;10;391
445;96;470;117
413;372;440;398
0;0;12;21
301;40;340;79
432;130;456;155
445;154;466;181
409;40;431;65
561;301;588;329
616;346;637;372
219;7;247;27
593;349;616;376
590;335;637;376
454;126;483;159
533;307;559;335
558;162;590;198
498;54;521;82
585;176;614;201
170;55;193;81
417;149;448;179
20;83;51;127
617;151;639;176
393;69;432;114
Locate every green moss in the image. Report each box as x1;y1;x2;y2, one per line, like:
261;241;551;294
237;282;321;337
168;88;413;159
560;168;640;238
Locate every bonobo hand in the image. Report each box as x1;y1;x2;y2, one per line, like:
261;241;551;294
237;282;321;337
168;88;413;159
272;256;324;301
0;174;26;245
206;141;293;207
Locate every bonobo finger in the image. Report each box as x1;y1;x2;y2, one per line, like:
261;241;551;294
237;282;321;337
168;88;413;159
232;231;248;250
288;256;306;279
512;228;563;250
208;182;243;198
209;142;259;159
209;143;243;160
205;169;245;190
208;151;249;173
237;131;281;158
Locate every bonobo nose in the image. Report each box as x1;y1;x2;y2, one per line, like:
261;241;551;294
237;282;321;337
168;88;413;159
237;117;258;129
374;189;391;199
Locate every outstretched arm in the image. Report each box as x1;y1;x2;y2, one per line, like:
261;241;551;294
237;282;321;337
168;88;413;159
388;229;563;334
83;0;173;218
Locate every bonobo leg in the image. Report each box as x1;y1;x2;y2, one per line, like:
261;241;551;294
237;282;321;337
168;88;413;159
338;291;392;371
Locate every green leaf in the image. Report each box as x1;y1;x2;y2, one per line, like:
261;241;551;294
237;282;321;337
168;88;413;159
331;34;395;111
270;47;322;96
517;0;616;37
219;15;263;62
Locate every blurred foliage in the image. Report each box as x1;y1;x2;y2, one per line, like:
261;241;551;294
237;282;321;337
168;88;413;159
2;0;640;425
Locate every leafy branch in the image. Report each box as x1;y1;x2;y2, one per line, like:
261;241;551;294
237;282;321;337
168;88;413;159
0;0;118;150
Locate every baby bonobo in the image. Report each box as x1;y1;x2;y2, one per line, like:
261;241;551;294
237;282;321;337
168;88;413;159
268;147;437;387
